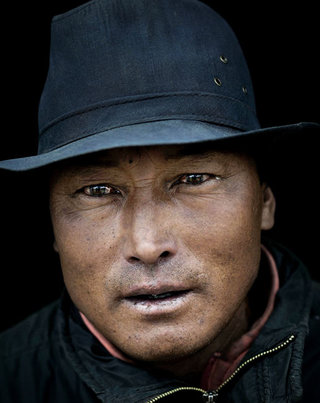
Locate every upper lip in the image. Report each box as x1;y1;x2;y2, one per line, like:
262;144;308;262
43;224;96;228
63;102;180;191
124;284;191;298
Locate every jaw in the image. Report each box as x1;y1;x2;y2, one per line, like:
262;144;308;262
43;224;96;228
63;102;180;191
83;284;251;370
120;297;250;379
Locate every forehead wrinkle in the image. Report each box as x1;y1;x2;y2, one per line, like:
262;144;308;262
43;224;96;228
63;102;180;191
164;150;229;169
166;153;219;166
61;156;120;172
50;163;122;188
86;147;143;168
162;143;250;172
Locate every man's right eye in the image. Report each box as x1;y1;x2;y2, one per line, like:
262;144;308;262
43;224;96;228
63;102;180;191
80;184;121;197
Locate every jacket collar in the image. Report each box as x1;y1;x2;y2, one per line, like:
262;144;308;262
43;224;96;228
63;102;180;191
243;239;313;401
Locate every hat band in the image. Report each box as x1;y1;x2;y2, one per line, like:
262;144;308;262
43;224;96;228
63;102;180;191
38;92;260;154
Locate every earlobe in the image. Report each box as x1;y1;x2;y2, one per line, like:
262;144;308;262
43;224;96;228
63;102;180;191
53;239;59;253
261;185;276;230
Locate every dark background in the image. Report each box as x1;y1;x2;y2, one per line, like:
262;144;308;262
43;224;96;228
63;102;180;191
0;1;319;331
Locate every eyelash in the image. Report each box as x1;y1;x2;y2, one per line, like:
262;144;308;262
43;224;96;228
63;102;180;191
172;173;220;187
79;174;220;197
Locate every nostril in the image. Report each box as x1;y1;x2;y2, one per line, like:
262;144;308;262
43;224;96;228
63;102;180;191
129;256;140;263
128;250;171;264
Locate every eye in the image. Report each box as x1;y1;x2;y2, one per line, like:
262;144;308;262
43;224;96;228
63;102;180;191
81;184;121;197
175;173;220;186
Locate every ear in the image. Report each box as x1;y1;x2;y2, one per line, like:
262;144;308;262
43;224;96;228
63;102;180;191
53;239;59;253
260;185;276;230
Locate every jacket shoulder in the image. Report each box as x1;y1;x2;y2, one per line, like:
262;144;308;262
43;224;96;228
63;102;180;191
310;280;320;311
302;281;320;402
0;300;60;358
306;280;320;346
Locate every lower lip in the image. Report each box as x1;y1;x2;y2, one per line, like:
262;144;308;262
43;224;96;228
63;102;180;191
124;291;191;316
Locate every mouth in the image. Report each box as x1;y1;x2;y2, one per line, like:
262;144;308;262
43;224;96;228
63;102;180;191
126;290;189;304
122;285;193;316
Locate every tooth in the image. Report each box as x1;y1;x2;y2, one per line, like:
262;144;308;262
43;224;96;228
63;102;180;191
150;292;172;299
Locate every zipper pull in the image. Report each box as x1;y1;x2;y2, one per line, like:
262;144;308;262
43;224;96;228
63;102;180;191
202;391;218;402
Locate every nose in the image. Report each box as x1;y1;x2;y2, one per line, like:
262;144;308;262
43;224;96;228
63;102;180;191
127;241;176;265
123;201;177;265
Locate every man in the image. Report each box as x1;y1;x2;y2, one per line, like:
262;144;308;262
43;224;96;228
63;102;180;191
0;0;319;402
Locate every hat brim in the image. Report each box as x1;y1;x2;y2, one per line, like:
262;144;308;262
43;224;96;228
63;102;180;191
0;119;318;172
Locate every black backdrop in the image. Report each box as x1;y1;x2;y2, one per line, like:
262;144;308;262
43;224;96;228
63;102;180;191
0;1;319;331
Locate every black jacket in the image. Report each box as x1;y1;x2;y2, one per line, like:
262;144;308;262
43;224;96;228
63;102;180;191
1;241;320;402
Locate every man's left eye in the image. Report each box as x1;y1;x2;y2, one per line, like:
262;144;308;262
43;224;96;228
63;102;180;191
176;174;219;186
82;184;120;197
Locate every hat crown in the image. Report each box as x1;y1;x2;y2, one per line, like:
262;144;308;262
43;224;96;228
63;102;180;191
38;0;259;153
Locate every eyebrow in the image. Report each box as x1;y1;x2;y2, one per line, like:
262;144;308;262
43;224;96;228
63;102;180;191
68;162;120;177
165;144;220;161
65;158;120;171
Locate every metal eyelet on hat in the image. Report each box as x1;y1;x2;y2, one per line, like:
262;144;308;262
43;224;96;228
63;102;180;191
214;77;222;86
219;55;228;64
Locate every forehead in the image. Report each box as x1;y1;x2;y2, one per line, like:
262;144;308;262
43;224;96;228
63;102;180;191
54;141;248;171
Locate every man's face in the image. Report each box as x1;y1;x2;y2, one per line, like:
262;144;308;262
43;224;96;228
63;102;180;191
50;144;275;365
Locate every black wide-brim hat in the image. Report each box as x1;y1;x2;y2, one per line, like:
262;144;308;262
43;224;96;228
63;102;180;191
0;0;318;172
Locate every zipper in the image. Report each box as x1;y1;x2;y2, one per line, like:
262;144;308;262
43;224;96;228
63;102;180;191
147;386;207;403
146;334;295;402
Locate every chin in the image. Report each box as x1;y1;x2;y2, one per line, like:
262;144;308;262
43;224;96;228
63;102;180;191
120;328;213;364
132;346;201;365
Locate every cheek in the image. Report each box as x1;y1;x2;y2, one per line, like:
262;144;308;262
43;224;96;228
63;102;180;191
51;212;119;306
178;187;262;253
177;187;262;298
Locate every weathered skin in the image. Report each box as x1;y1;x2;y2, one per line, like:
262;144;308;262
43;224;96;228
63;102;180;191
49;144;275;377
